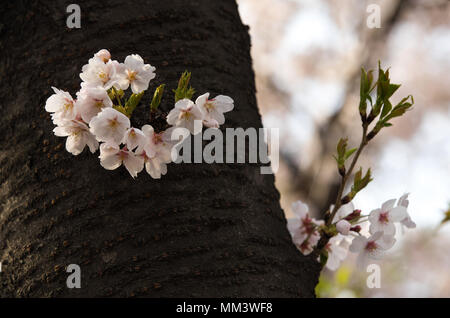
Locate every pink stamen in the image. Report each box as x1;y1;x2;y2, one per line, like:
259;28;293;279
299;240;310;253
379;212;389;224
365;241;378;252
153;133;163;144
301;216;315;235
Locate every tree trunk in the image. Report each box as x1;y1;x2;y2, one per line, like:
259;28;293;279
0;0;320;297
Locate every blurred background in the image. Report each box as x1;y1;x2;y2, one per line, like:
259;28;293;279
237;0;450;297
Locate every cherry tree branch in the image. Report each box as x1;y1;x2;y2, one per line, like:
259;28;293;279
327;123;368;226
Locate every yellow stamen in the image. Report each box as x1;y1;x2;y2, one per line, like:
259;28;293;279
204;102;215;112
109;118;118;129
64;102;73;111
180;111;192;120
153;133;163;144
127;70;137;82
98;71;109;83
94;100;104;109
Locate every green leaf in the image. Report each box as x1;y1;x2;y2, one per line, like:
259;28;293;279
337;138;348;158
372;97;383;118
367;62;413;131
107;88;115;100
173;70;196;102
350;167;372;198
150;84;165;111
353;167;362;187
335;138;355;169
385;96;414;120
344;148;357;160
361;168;372;187
113;105;127;116
332;154;340;165
380;99;392;119
441;206;450;225
359;68;367;99
387;83;401;98
359;68;375;120
124;91;144;117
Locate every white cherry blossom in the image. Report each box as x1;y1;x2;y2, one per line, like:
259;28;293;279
195;93;234;127
94;49;111;63
287;200;324;255
99;143;144;178
114;54;156;94
325;235;350;271
299;234;322;255
122;127;146;151
45;49;236;179
369;199;407;235
397;193;416;229
89;108;130;144
137;125;174;179
336;220;352;235
349;231;396;268
138;150;168;179
332;202;355;223
202;117;219;129
80;57;118;89
287;201;309;243
53;119;98;155
45;87;77;123
166;99;204;135
76;86;113;124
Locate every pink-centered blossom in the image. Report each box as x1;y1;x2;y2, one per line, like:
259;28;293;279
89;108;130;144
114;54;156;94
369;199;407;235
94;49;111;63
287;200;324;255
76;86;113;124
137;125;174;179
349;231;396;268
53;119;98;155
195;93;234;128
332;202;355;223
325;235;350;271
99;143;144;178
80;57;118;89
166;99;204;135
45;87;77;124
336;219;352;235
397;193;416;229
122;127;146;151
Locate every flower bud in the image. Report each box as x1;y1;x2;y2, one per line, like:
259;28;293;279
350;225;361;233
95;49;111;63
336;220;352;235
345;209;361;221
341;195;351;204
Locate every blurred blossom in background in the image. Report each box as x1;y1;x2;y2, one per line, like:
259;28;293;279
237;0;450;297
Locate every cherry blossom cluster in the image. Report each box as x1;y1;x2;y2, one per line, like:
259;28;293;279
45;49;234;178
287;194;416;270
287;63;415;271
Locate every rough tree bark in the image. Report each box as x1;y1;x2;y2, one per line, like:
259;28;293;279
0;0;320;297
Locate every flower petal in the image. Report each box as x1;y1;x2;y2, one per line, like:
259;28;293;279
381;199;396;211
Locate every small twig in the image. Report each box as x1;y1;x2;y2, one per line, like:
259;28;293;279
326;123;368;226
